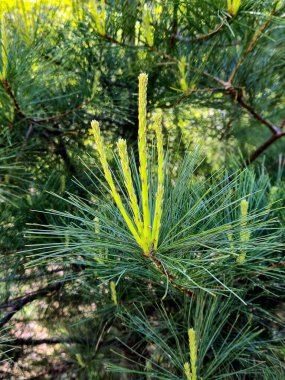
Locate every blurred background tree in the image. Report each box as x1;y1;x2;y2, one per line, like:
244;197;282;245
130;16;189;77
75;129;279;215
0;0;284;378
0;0;284;171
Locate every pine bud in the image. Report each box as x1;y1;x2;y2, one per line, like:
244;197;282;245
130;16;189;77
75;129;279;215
90;120;142;249
117;138;143;234
184;362;192;380
237;198;250;264
138;73;151;252
188;328;197;380
152;114;164;249
110;281;118;305
178;56;188;91
227;0;242;17
240;198;248;218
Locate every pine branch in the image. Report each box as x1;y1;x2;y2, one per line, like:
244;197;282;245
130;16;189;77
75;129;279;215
231;91;279;134
228;9;277;84
176;19;226;43
10;337;81;346
1;79;26;119
244;131;285;166
0;282;64;328
94;28;284;164
0;78;90;129
209;73;279;135
33;98;92;123
146;251;194;297
203;71;285;164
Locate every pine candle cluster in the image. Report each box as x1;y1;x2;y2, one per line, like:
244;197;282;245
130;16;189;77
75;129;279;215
90;73;164;255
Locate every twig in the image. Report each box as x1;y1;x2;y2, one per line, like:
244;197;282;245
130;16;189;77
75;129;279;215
33;98;91;123
145;250;193;297
269;262;285;270
1;79;26;119
161;87;229;109
203;70;285;164
231;91;279;134
203;71;279;133
228;10;276;83
176;20;226;43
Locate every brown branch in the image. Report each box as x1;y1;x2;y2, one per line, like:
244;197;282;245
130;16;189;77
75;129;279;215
269;262;285;270
202;70;285;164
145;250;193;297
203;71;280;133
228;10;276;83
1;77;90;133
176;20;226;43
1;79;26;119
0;282;64;328
229;90;279;134
244;131;285;167
10;337;80;346
226;86;285;165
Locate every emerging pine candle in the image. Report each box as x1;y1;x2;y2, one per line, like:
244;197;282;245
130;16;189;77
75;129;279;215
90;73;164;255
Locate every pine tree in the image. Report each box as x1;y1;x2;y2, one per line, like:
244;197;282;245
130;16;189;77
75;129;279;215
0;1;285;378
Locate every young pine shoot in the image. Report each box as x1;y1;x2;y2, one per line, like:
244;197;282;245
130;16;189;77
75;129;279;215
184;328;198;380
90;73;164;255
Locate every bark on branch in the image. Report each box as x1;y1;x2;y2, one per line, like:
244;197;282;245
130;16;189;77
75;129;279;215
1;79;26;119
228;10;276;83
11;337;81;346
0;282;64;328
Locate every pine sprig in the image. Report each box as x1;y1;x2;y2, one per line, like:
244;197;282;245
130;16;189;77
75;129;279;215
90;73;165;255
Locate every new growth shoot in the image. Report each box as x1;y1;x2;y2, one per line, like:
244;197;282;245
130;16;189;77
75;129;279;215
237;198;250;264
227;0;241;16
184;328;198;380
0;13;8;80
90;73;164;255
